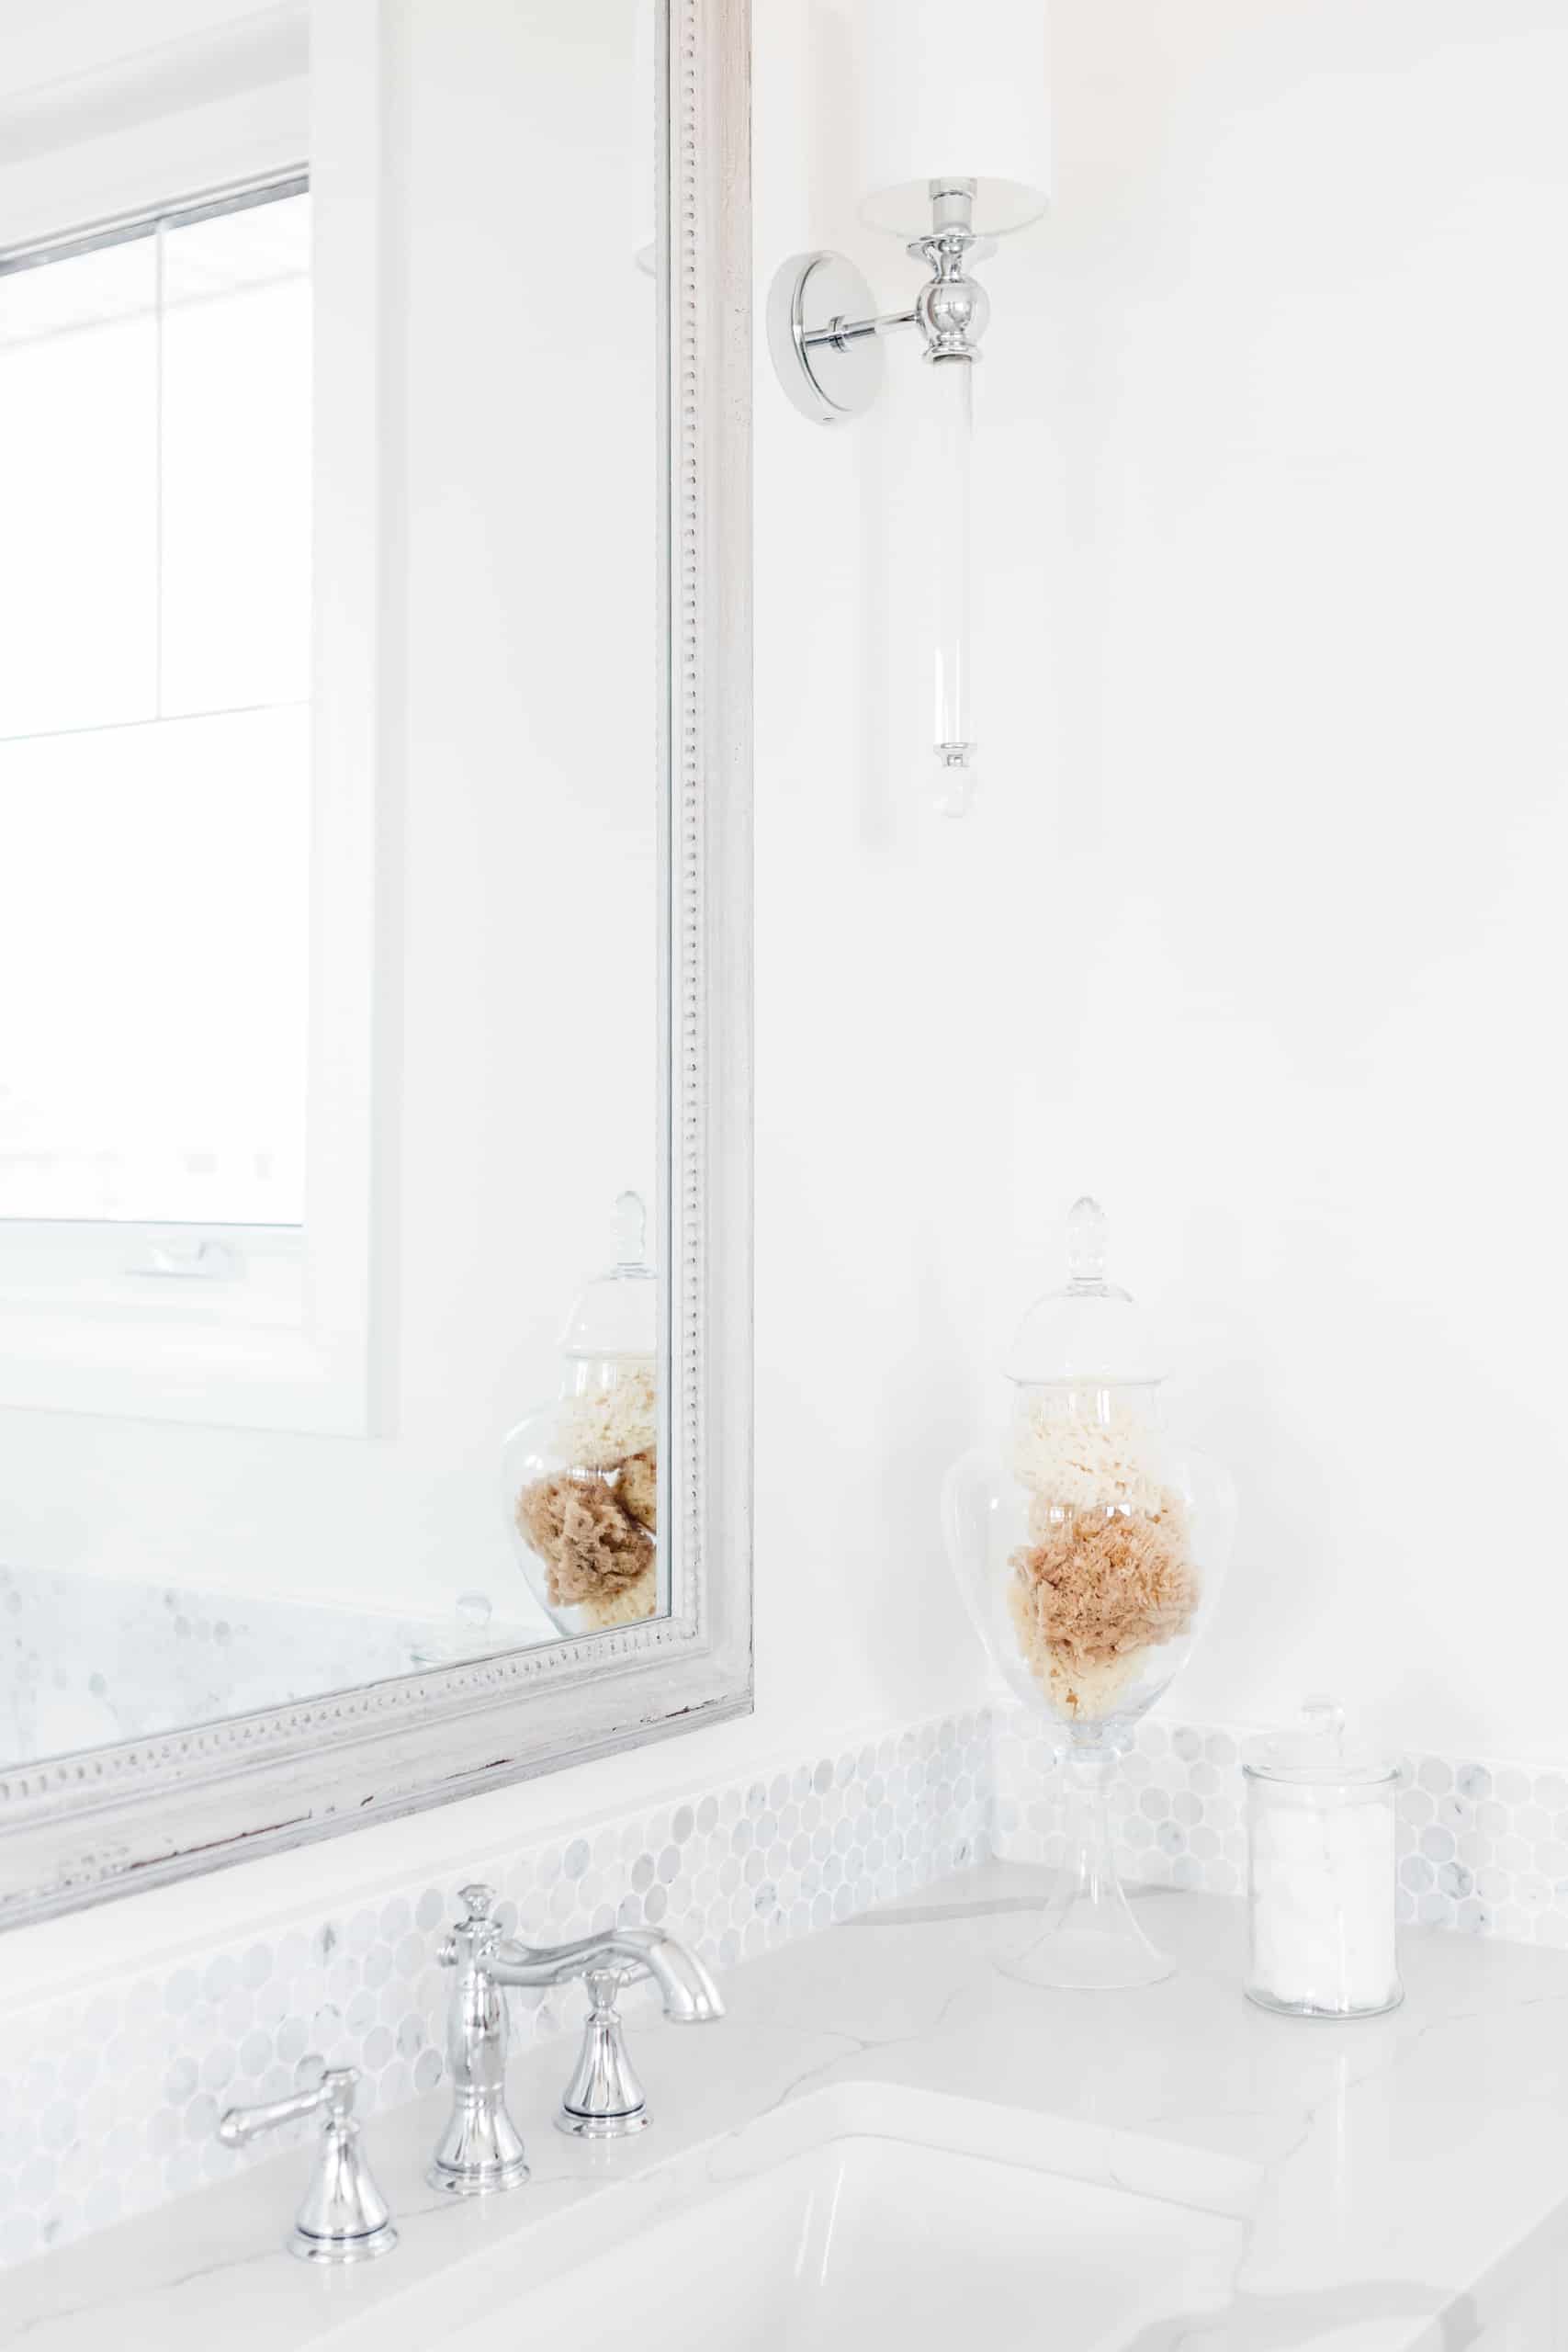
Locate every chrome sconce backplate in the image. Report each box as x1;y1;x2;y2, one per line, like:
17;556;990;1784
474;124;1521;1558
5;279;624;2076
768;251;886;424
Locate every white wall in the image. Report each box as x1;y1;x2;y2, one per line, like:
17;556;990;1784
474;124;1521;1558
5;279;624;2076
8;0;1565;2003
931;0;1568;1762
741;0;1568;1770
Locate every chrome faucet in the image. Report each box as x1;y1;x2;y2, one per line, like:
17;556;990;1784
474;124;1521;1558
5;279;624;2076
219;2064;397;2263
428;1882;723;2193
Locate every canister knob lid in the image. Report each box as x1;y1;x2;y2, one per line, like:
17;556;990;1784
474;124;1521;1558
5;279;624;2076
1243;1698;1402;1788
1002;1197;1168;1385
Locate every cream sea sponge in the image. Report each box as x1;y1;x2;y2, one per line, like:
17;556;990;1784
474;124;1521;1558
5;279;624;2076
1008;1396;1171;1515
554;1361;658;1470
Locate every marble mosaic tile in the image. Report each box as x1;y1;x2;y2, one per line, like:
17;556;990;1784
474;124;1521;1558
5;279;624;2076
11;1697;1568;2274
0;1710;992;2268
993;1710;1568;1949
992;1714;1248;1899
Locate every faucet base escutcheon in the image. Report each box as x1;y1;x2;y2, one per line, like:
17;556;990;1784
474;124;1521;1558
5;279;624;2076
291;2218;400;2264
555;2106;652;2141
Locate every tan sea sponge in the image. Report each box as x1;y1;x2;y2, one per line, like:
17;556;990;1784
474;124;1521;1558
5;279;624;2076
580;1561;658;1631
1007;1504;1198;1721
1007;1624;1148;1723
1027;1484;1188;1547
515;1473;574;1566
515;1473;654;1611
616;1449;658;1532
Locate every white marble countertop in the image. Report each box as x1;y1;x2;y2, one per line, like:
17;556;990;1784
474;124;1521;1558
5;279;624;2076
6;1864;1568;2349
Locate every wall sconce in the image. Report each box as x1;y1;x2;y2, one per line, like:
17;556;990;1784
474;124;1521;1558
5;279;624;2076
768;0;1051;815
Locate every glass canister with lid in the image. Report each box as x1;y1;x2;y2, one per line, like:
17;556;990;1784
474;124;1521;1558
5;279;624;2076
502;1191;662;1636
942;1197;1237;1988
945;1196;1235;1740
1245;1702;1404;2018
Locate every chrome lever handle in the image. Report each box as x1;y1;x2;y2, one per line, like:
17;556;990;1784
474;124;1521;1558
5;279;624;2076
219;2064;398;2265
218;2070;349;2146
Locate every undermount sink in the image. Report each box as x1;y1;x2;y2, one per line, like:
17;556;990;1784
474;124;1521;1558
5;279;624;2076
388;2085;1251;2352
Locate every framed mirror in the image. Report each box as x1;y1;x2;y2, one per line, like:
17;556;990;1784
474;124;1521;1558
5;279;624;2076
0;0;751;1924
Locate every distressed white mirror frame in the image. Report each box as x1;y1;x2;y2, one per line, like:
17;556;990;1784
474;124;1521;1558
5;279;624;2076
0;0;753;1926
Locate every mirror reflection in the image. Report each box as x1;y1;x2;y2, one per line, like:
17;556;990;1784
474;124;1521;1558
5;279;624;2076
0;0;666;1769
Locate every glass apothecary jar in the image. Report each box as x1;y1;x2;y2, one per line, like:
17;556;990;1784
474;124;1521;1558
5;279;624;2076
1245;1702;1404;2019
942;1198;1237;1988
502;1193;661;1637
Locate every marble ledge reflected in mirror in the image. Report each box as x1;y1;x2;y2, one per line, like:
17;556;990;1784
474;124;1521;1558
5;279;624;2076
0;0;752;1927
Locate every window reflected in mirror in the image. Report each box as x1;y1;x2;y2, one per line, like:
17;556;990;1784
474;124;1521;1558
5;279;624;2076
0;0;667;1775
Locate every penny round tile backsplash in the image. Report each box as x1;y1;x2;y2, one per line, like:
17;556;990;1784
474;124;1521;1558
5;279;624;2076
0;1711;991;2267
6;1702;1566;2272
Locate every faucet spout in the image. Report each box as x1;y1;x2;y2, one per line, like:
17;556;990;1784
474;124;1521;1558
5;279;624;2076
428;1885;724;2186
604;1928;725;2024
490;1926;723;2023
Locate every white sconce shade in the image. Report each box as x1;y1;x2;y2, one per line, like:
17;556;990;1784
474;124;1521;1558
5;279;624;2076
848;0;1051;239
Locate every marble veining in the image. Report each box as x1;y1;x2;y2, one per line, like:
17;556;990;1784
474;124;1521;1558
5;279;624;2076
5;1865;1568;2349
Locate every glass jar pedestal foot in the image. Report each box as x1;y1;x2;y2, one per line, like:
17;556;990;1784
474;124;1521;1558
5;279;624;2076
1003;1745;1173;1992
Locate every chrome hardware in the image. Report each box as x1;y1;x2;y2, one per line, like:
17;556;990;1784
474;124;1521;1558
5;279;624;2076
769;252;890;424
768;181;998;810
768;182;992;426
429;1881;723;2193
557;1965;652;2140
218;2064;397;2265
428;1883;532;2198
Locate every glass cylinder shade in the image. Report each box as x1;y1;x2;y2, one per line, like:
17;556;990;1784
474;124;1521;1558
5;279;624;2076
931;355;976;816
942;1199;1236;1987
502;1192;661;1638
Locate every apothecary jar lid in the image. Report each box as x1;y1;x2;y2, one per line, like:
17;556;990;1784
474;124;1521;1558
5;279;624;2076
1002;1197;1168;1385
558;1189;657;1360
1243;1700;1402;1791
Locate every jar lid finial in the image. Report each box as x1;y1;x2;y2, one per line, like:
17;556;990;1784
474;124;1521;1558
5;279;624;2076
1066;1195;1108;1286
613;1189;648;1271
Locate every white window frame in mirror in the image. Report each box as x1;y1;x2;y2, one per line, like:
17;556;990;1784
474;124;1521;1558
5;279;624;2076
0;0;753;1926
0;2;378;1434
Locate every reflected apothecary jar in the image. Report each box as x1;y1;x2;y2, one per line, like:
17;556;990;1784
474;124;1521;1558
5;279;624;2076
502;1193;662;1637
943;1198;1237;1987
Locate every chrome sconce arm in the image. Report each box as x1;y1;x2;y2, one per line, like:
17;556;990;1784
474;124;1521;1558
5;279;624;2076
768;182;992;815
